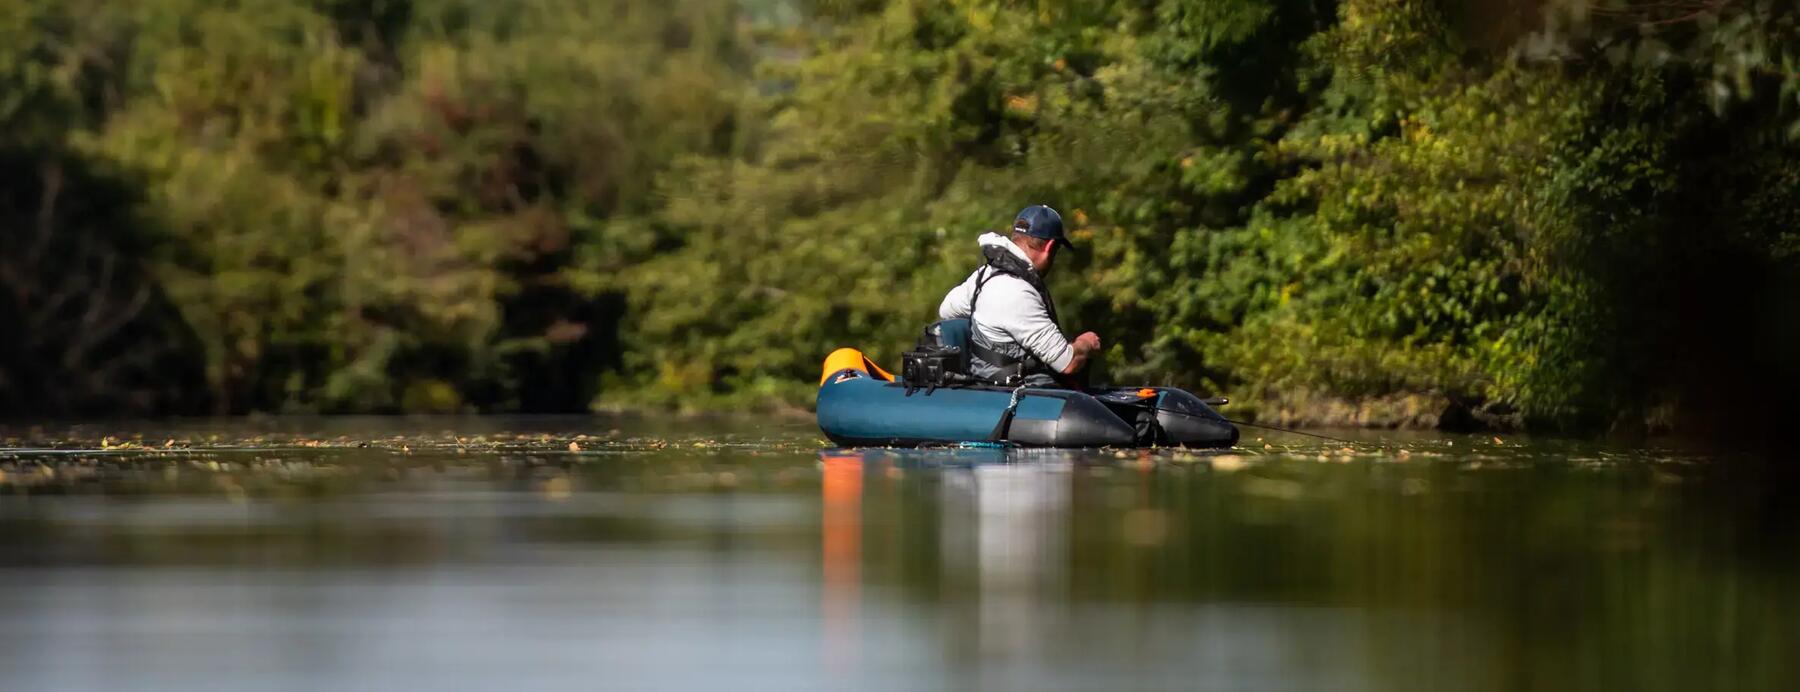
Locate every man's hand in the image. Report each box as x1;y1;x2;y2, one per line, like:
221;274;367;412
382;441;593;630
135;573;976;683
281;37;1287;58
1073;331;1101;355
1063;331;1102;374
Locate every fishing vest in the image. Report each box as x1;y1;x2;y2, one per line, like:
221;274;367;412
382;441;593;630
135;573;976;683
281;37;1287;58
966;244;1061;385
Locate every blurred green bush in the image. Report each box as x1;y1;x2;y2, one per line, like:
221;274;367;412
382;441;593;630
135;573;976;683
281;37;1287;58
2;0;1796;431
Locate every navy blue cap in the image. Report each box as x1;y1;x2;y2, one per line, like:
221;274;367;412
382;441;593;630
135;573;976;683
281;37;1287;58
1012;204;1077;252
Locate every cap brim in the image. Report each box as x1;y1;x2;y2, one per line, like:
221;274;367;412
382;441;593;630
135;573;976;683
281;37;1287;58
1055;237;1080;254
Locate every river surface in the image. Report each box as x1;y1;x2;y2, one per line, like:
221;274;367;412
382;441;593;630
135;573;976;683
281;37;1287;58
0;416;1794;691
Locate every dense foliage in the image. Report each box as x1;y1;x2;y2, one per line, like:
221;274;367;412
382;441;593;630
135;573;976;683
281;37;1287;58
2;0;1796;432
2;0;748;414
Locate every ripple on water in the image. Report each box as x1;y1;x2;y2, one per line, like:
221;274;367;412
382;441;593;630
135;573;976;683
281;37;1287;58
0;417;1792;692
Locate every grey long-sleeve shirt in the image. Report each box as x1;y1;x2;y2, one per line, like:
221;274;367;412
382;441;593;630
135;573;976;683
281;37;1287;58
936;232;1074;373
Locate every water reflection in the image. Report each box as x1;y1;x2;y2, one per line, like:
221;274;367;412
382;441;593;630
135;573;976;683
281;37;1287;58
945;460;1071;658
0;420;1795;691
819;452;862;674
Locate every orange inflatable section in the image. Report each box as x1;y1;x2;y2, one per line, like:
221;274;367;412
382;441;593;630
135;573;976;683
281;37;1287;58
819;348;895;385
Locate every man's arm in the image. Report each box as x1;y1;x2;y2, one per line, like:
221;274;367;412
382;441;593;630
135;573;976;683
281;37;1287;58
1062;332;1102;374
994;282;1080;373
938;271;977;320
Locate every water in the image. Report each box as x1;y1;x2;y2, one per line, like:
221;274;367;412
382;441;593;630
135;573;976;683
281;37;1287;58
1;417;1794;691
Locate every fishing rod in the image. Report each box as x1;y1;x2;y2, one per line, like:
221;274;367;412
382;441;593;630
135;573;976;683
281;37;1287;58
1221;418;1362;446
1142;395;1367;447
1006;378;1371;448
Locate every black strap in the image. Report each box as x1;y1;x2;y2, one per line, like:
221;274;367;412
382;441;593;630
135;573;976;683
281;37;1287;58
965;247;1060;383
968;338;1034;379
975;245;1060;325
966;267;1009;379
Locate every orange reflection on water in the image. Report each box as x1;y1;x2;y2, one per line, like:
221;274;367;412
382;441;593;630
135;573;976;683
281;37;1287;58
819;452;863;673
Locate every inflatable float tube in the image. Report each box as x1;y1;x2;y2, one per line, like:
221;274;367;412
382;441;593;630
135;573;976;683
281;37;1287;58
816;348;1238;448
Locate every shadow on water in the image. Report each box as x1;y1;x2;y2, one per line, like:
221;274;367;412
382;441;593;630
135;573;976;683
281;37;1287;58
0;417;1795;691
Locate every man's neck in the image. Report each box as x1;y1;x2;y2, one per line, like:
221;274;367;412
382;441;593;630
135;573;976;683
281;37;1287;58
1005;242;1039;273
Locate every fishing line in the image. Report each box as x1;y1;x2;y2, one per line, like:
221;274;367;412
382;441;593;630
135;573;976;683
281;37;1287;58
1142;402;1366;447
1221;418;1362;446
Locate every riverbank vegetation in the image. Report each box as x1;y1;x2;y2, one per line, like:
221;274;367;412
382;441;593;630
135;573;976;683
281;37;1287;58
3;0;1796;433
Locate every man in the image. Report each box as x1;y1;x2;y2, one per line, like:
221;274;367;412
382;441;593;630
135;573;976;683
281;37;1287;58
937;204;1102;386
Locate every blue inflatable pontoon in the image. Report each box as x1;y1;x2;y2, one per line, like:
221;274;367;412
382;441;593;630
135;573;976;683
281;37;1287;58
816;348;1238;448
